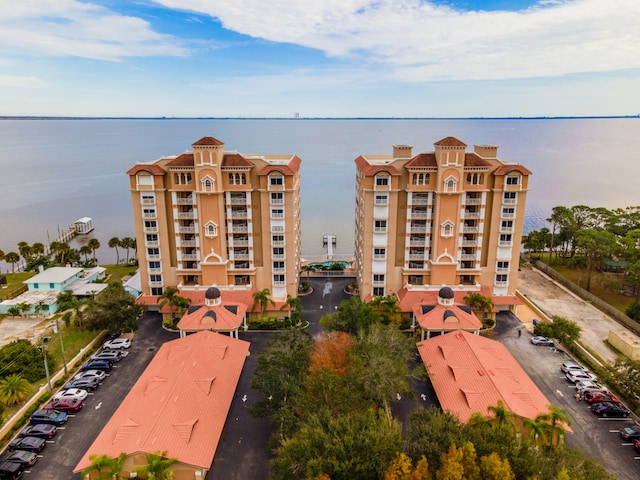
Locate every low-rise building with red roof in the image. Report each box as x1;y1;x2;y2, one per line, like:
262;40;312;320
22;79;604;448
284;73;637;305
74;330;250;479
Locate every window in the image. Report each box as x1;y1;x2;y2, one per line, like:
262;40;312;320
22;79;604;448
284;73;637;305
273;274;285;285
412;173;430;185
375;175;389;186
503;192;517;204
271;208;284;218
408;275;423;285
445;178;456;192
229;173;246;185
150;274;162;283
373;287;385;296
49;283;55;288
141;193;155;204
375;193;388;205
272;247;284;258
374;220;387;232
202;176;215;192
499;234;512;246
142;208;156;218
373;248;386;260
144;220;157;231
502;207;515;218
506;176;519;185
441;222;454;237
204;222;218;238
269;175;284;186
373;274;385;285
466;173;484;185
271;192;284;204
147;247;160;256
273;261;285;271
174;173;192;185
497;261;509;271
149;261;161;271
137;174;153;186
501;220;514;231
235;275;250;285
146;234;158;244
272;235;284;245
151;287;163;296
495;274;508;284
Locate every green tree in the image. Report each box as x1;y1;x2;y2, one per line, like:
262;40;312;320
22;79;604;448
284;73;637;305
85;282;143;333
81;453;126;480
252;288;275;316
4;251;20;273
157;287;191;322
87;238;101;263
281;294;303;324
109;236;122;264
463;292;495;323
547;206;573;264
0;374;32;406
549;316;581;349
80;245;93;263
320;295;382;334
132;451;177;479
625;301;640;322
573;229;617;291
479;452;514;480
120;237;137;264
49;241;71;265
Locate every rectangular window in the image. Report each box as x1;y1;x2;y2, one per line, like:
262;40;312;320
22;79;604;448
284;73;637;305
144;220;157;230
503;192;517;204
506;176;519;185
272;235;285;245
151;287;163;296
141;193;155;204
373;287;385;296
376;176;389;186
271;208;284;218
150;274;162;282
408;275;423;285
373;248;386;260
142;208;156;218
501;220;514;231
270;176;284;186
50;283;54;289
375;193;388;205
270;192;284;204
374;220;387;232
497;261;509;271
495;274;508;284
273;261;285;271
235;275;250;285
499;234;512;245
373;274;385;285
147;248;160;255
272;248;285;258
149;261;161;270
273;274;285;285
502;207;515;218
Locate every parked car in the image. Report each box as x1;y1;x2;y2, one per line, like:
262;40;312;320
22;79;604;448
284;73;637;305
619;425;640;440
635;438;640;453
591;402;631;418
8;437;46;454
64;377;100;392
583;391;618;404
44;397;83;413
74;369;106;382
0;460;25;480
560;362;588;374
81;359;113;372
18;424;57;439
103;337;131;350
530;336;554;346
29;409;68;426
565;370;597;383
53;388;88;402
91;350;124;363
0;450;38;468
575;380;609;394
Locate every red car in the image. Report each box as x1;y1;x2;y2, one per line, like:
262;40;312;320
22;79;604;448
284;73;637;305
634;438;640;453
583;391;618;405
44;397;83;413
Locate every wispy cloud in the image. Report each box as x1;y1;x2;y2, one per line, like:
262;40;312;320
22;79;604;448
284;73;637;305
0;74;44;88
0;0;188;61
154;0;640;80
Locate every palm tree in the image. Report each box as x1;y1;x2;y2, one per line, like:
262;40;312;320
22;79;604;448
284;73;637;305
280;294;302;324
0;249;5;262
18;241;32;261
463;292;495;322
82;453;126;480
87;238;101;263
50;241;71;265
252;288;275;316
121;237;137;264
535;404;571;446
523;417;549;445
4;251;20;273
79;245;93;263
133;451;177;480
0;374;32;406
17;302;31;317
487;400;516;432
109;237;121;264
157;287;190;321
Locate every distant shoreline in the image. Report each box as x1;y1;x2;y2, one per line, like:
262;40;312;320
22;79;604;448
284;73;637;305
0;115;638;121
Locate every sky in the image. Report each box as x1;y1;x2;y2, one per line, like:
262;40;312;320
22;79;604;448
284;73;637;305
0;0;639;118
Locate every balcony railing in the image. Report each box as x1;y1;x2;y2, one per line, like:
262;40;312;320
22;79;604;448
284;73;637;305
147;254;161;261
142;213;157;219
503;198;517;204
410;211;429;219
372;280;385;286
178;226;196;233
500;227;514;233
463;211;481;219
460;254;476;261
496;266;509;272
229;225;248;233
272;240;285;246
149;280;163;287
231;240;249;247
461;240;477;247
411;196;430;205
501;212;516;218
144;226;158;233
271;212;284;219
233;254;250;260
499;241;513;247
179;240;196;247
462;226;479;233
494;280;508;286
145;240;159;247
176;197;194;205
410;225;427;233
273;267;285;273
408;254;425;260
141;198;155;204
148;267;162;273
181;254;198;261
465;197;482;205
230;211;248;219
272;280;286;287
177;211;195;219
272;254;285;260
409;238;426;247
373;254;386;261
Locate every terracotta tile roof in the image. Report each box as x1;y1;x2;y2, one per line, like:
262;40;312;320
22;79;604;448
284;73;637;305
165;153;194;168
126;164;166;176
464;153;493;167
73;331;250;473
178;301;247;333
417;330;556;425
396;287;521;313
434;136;467;147
354;156;402;175
412;303;482;332
192;136;224;146
493;164;533;176
405;153;437;167
257;155;302;175
222;153;253;168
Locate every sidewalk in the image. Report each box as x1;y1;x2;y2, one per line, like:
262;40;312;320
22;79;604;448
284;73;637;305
516;266;619;364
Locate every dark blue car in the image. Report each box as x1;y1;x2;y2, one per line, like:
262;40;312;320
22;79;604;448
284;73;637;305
29;409;68;426
81;359;113;372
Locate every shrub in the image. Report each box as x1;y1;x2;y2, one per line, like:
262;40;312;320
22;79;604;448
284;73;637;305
248;317;294;330
625;302;640;322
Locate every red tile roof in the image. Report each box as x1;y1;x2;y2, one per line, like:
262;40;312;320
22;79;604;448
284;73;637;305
73;331;250;473
396;287;521;313
178;301;247;333
222;153;253;168
354;156;402;175
412;303;482;332
165;153;194;168
126;164;166;176
417;330;556;425
257;155;302;175
405;153;437;167
434;136;467;147
493;164;533;176
192;136;224;146
464;153;493;167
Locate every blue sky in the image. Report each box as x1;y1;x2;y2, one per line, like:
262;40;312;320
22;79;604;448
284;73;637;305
1;0;639;117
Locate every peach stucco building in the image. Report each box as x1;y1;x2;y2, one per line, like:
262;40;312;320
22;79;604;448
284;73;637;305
354;136;531;311
127;136;302;307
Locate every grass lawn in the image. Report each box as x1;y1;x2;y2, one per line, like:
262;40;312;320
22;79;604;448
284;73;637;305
103;263;139;284
0;271;34;301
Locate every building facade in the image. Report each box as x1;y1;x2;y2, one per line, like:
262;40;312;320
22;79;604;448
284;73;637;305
354;136;531;308
127;136;302;303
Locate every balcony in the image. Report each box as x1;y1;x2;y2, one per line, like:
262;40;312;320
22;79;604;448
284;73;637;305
147;254;161;261
229;196;247;205
142;212;157;219
272;240;285;246
231;238;249;247
408;262;425;269
372;280;385;286
408;253;425;260
465;197;482;205
273;280;286;287
143;226;158;233
141;197;155;205
145;240;159;247
149;280;163;287
460;254;476;261
229;224;248;233
499;241;513;247
462;225;479;233
272;253;285;260
500;226;515;233
410;211;429;219
409;237;426;247
180;239;196;247
503;198;517;204
271;211;284;219
496;266;509;272
148;266;162;273
410;225;427;233
412;195;430;205
230;210;248;219
501;212;516;219
177;225;196;233
177;211;195;219
181;254;198;261
233;253;250;261
176;196;194;205
495;280;508;286
461;240;477;247
273;266;285;273
463;211;481;219
373;254;386;261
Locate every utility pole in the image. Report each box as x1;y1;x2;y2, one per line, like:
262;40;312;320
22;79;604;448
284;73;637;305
53;318;67;374
41;336;52;391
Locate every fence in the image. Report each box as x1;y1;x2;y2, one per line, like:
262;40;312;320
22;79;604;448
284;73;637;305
533;260;640;337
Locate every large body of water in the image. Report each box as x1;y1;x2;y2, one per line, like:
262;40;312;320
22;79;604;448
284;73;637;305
1;117;639;269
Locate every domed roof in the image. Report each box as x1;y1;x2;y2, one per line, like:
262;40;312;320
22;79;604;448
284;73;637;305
438;286;454;299
205;287;221;300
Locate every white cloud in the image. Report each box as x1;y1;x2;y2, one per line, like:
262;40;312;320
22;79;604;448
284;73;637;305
0;74;44;88
154;0;640;81
0;0;187;61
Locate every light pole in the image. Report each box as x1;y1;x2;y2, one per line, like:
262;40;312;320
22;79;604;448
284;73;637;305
53;318;68;374
41;336;52;391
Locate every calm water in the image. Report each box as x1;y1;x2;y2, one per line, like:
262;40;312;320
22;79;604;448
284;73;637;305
1;118;639;269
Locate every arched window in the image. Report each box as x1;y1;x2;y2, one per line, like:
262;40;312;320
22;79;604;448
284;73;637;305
201;176;215;192
204;221;218;237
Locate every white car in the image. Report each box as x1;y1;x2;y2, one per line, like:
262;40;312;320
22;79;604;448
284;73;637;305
575;380;609;394
565;370;597;383
560;362;587;374
53;388;88;402
103;338;131;350
74;369;107;382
